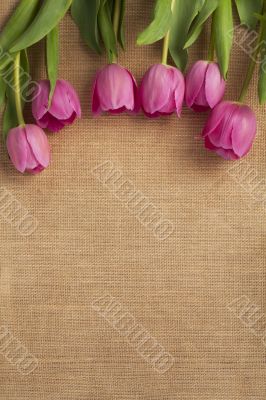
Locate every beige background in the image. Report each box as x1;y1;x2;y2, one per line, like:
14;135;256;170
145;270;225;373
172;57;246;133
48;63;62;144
0;1;265;399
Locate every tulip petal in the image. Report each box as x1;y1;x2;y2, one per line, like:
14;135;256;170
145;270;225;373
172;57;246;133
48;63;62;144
95;64;135;113
205;63;226;108
231;105;257;157
174;69;185;116
32;80;50;121
185;61;208;108
49;80;77;120
25;125;50;168
216;148;239;160
202;101;232;137
60;79;81;117
7;127;27;173
140;64;172;115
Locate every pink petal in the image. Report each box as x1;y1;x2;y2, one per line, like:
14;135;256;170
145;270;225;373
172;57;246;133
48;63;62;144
25;125;50;168
202;101;233;137
205;63;226;108
49;80;77;120
216;148;239;160
231;105;257;157
140;64;172;115
95;64;135;112
185;61;208;108
32;80;50;121
6;127;27;173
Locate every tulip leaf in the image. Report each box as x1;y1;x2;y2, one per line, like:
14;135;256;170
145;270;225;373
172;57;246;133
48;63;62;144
10;0;72;53
169;0;205;71
137;0;173;45
46;26;59;104
0;77;6;109
71;0;102;54
184;0;219;49
235;0;263;29
258;16;266;104
3;50;29;141
98;0;118;62
213;0;233;79
0;0;40;51
118;0;126;50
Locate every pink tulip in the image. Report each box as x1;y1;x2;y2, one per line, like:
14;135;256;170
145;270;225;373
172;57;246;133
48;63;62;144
7;124;50;174
185;61;225;112
92;64;139;115
202;101;257;160
139;63;185;118
32;80;81;132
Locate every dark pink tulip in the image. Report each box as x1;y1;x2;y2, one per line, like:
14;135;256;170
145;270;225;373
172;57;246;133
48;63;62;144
32;80;81;132
7;124;50;174
92;64;139;115
140;63;185;118
202;101;257;160
186;61;225;112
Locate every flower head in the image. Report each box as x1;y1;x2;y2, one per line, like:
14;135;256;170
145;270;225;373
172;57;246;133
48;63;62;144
92;64;139;115
185;61;225;112
7;124;50;174
32;79;81;132
140;63;185;118
202;101;257;160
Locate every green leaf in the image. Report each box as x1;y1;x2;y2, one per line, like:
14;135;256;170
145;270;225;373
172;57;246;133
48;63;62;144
46;26;59;104
169;0;205;71
71;0;102;54
118;0;126;49
213;0;233;79
98;0;118;62
137;0;173;45
0;0;40;51
184;0;219;49
3;50;29;141
10;0;72;53
235;0;263;29
258;16;266;104
0;76;6;109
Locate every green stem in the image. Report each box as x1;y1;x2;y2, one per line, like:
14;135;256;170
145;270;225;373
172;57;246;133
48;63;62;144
207;16;215;61
111;0;120;63
113;0;121;40
14;52;25;126
239;21;264;102
161;0;176;65
162;31;170;65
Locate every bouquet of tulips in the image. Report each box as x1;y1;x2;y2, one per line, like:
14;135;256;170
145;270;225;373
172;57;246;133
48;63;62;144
0;0;265;174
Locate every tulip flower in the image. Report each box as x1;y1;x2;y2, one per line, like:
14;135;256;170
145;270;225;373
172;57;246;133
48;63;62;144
202;101;257;160
6;124;50;174
139;64;185;118
32;80;81;132
92;64;139;115
185;61;226;112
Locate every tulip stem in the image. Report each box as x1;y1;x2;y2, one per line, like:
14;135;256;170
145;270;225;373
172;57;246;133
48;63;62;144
162;31;170;65
239;21;264;102
111;0;121;63
161;0;175;65
207;16;215;61
14;52;25;126
113;0;121;40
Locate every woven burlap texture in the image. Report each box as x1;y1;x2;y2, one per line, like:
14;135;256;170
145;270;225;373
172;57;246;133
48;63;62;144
0;1;265;399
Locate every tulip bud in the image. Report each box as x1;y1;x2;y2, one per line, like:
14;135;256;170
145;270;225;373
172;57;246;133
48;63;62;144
32;80;81;132
202;101;257;160
185;61;225;112
140;64;185;118
92;64;139;115
6;124;50;174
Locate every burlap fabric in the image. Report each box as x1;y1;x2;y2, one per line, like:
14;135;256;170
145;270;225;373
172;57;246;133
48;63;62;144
0;1;265;399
